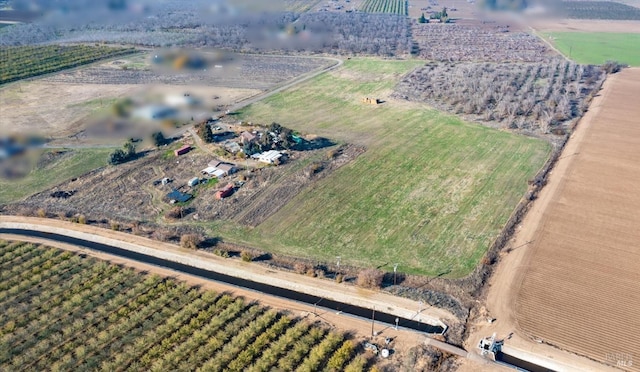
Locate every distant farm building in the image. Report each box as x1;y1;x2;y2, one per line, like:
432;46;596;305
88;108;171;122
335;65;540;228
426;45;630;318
224;141;242;153
215;183;234;199
132;105;177;120
0;139;24;159
188;177;199;187
166;190;192;203
202;167;226;178
254;150;283;164
210;161;236;174
240;131;257;144
361;97;381;105
165;93;199;107
174;145;191;156
203;161;237;178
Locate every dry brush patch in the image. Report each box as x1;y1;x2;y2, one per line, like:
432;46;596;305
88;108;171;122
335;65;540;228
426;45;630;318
393;59;605;136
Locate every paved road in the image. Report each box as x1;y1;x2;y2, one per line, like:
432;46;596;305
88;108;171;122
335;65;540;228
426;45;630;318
228;56;343;113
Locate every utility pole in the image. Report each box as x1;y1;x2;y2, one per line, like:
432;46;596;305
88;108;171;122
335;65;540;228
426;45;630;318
336;256;341;269
371;307;376;337
393;263;398;285
313;297;322;317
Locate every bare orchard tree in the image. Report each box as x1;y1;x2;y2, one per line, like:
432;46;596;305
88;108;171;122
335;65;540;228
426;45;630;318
392;60;605;136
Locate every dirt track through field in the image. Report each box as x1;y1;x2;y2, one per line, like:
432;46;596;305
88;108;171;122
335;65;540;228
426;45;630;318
514;68;640;371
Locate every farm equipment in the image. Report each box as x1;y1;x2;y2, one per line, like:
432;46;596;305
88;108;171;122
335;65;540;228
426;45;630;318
478;332;504;361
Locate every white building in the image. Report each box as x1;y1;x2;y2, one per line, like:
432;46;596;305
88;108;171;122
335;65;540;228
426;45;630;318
165;94;199;107
257;150;283;164
201;167;226;178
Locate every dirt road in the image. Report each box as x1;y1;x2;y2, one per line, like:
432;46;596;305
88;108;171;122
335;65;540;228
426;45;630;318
1;214;494;368
0;216;452;326
0;232;435;367
514;68;640;371
464;71;629;372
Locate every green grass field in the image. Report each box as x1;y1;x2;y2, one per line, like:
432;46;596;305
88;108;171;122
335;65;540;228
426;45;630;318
0;241;367;371
213;59;551;278
546;32;640;66
0;148;111;204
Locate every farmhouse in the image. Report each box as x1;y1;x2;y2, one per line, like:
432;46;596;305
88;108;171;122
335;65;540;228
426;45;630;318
240;131;257;144
174;145;191;156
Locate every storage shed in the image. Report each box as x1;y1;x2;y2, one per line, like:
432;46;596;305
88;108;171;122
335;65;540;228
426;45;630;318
175;145;191;156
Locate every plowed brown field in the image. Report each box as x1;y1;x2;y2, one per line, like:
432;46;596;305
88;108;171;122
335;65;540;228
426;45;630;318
515;68;640;371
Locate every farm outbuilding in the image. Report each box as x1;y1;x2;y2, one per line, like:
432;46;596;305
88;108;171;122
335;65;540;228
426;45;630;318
202;161;237;178
224;141;242;153
215;183;234;199
188;177;199;187
361;97;380;105
166;190;192;203
213;162;236;175
175;145;191;156
201;167;226;178
255;150;283;164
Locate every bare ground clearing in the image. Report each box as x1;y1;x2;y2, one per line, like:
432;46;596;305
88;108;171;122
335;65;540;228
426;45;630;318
0;82;139;138
0;52;332;144
408;0;480;21
8;139;361;228
41;54;333;90
0;81;259;142
466;69;640;372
